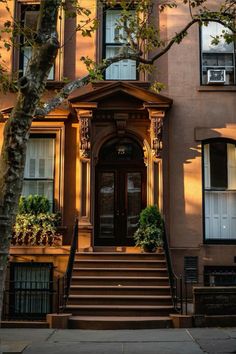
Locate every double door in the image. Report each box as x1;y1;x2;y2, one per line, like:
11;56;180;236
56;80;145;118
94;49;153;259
95;166;146;246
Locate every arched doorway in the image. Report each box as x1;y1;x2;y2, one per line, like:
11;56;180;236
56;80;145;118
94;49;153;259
95;137;147;246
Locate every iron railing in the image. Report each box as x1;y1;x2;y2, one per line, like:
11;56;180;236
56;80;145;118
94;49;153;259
59;217;78;310
162;223;195;315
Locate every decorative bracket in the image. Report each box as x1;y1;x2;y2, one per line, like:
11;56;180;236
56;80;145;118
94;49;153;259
148;110;165;158
77;110;92;159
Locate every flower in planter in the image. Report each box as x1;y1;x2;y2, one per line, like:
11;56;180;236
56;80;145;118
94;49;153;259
12;195;62;246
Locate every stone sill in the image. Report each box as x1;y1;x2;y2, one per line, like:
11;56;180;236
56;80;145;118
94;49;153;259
10;246;70;255
197;85;236;92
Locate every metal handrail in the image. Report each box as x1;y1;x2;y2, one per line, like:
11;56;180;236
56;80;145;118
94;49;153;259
162;222;182;313
63;217;79;304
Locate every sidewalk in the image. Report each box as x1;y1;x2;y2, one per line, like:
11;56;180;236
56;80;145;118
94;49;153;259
1;327;236;354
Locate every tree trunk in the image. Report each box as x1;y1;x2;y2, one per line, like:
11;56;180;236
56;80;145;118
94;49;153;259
0;0;60;321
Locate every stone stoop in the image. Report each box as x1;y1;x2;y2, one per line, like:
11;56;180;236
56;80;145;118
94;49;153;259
65;251;175;329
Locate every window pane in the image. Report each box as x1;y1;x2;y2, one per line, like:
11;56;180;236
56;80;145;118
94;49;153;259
24;138;55;179
22;180;54;206
127;173;142;237
210;142;227;188
202;22;234;53
22;46;54;79
205;191;236;239
98;173;115;239
105;46;136;80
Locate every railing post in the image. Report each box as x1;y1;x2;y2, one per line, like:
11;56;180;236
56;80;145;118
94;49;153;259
185;278;188;315
180;275;183;315
57;276;60;314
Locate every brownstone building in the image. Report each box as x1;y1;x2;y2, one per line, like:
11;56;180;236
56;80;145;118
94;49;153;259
0;1;236;327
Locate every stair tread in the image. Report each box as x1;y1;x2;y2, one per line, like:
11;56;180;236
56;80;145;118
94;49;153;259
72;276;169;279
73;267;167;271
69;316;172;321
68;295;172;299
66;305;174;309
75;259;166;263
70;285;170;288
76;252;164;255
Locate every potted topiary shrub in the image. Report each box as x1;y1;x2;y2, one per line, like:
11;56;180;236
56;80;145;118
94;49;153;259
133;205;163;252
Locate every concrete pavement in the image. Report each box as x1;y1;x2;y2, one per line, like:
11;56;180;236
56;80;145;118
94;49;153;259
1;327;236;354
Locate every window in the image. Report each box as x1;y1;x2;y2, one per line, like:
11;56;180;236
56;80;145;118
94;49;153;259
201;22;235;85
9;263;53;319
104;9;137;80
204;266;236;286
203;140;236;241
184;256;198;283
19;4;54;80
22;136;55;207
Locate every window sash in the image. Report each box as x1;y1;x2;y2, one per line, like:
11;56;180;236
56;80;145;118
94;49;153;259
22;46;55;80
204;142;236;240
104;9;136;80
23;138;55;206
200;23;236;85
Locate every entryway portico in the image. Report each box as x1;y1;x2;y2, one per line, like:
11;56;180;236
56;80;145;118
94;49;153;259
69;81;172;250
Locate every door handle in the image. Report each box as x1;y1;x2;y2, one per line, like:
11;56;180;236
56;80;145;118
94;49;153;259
116;210;120;216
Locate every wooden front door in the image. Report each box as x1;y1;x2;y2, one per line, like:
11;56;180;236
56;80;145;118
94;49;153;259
95;137;146;246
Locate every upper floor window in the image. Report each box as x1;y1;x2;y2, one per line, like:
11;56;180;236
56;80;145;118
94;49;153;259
23;136;55;208
104;9;137;80
19;4;55;80
203;140;236;242
201;22;235;85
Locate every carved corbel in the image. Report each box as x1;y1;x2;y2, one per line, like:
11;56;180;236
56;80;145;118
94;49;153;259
149;110;165;158
77;110;92;159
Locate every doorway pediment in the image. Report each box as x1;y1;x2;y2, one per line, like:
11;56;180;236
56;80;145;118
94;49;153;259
70;81;173;160
69;81;173;111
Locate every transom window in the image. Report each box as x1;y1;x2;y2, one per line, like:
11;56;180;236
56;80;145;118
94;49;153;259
203;140;236;241
23;136;55;207
201;22;235;85
104;9;137;80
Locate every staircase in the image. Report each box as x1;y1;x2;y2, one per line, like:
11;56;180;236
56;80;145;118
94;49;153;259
65;251;175;329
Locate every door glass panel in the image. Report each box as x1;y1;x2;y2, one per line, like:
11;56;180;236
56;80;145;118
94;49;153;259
98;173;115;239
127;172;141;238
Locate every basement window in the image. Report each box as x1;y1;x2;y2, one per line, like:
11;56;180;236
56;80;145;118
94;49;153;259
204;266;236;286
184;256;198;283
9;262;53;319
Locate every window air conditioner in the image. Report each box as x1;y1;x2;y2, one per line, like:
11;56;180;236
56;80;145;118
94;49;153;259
207;69;226;84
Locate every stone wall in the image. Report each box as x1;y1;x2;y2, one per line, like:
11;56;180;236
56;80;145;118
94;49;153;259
194;287;236;315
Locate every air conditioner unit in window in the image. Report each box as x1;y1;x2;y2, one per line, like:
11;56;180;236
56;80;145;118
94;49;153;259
207;69;226;84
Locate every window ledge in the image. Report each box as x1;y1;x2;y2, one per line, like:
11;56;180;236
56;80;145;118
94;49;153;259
197;85;236;92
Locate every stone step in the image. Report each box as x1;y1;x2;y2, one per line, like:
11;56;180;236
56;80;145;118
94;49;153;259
71;276;170;286
68;316;173;329
73;259;167;268
75;252;165;261
69;285;171;296
65;304;174;317
67;294;173;306
72;267;168;277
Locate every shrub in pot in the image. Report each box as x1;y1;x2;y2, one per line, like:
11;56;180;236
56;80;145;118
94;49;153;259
133;205;163;252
